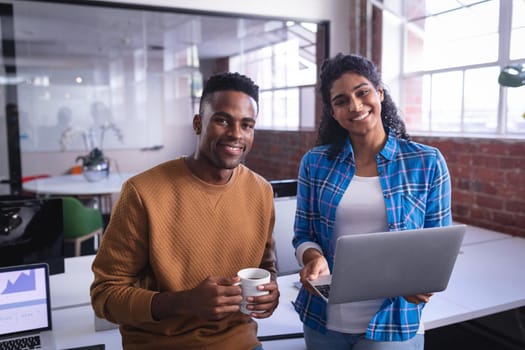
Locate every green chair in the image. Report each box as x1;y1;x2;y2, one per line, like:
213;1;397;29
62;196;104;257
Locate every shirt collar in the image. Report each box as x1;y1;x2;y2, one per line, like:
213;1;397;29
339;129;398;163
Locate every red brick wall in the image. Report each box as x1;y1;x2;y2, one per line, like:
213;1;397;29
246;130;317;180
413;136;525;238
247;131;525;238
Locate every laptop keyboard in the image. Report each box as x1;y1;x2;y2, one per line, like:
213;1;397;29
316;284;331;299
0;335;41;350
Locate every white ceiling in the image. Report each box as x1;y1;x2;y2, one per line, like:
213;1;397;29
1;0;317;85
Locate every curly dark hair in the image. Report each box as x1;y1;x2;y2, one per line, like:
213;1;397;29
317;53;409;156
199;72;259;115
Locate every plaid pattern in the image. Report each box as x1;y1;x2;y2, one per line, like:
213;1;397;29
292;131;452;341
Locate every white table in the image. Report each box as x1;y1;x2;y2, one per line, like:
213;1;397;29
422;237;525;329
50;255;95;310
48;225;525;349
22;173;133;196
257;232;525;339
52;306;122;350
52;305;308;350
460;224;514;246
23;173;134;214
22;173;134;196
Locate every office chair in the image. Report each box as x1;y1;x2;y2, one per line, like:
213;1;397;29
62;196;104;257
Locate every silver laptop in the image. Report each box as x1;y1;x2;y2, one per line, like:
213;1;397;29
309;225;466;304
0;263;56;349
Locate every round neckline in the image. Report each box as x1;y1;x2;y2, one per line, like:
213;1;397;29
352;174;379;181
180;157;238;189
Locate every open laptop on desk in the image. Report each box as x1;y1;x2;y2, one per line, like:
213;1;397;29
308;225;466;304
0;263;56;349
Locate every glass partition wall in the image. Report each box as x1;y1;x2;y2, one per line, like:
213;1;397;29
0;0;326;194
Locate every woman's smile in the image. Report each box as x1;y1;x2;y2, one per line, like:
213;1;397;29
351;111;370;122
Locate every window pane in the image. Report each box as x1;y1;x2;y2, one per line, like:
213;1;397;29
506;87;525;134
300;86;316;129
404;0;484;21
258;91;273;129
510;0;525;59
10;3;321;151
257;89;300;130
273;88;299;129
230;22;318;130
390;0;525;138
405;0;499;72
402;75;430;132
405;20;425;72
463;67;499;132
430;71;463;132
274;40;299;88
382;0;403;17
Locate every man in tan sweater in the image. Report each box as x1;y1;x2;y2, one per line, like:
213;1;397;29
91;72;279;349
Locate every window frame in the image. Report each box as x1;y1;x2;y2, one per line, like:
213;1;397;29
228;23;325;132
380;0;525;139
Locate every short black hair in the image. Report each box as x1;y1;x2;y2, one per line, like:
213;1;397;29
199;72;259;115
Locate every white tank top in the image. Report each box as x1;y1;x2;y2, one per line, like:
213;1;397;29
327;175;387;333
326;176;424;334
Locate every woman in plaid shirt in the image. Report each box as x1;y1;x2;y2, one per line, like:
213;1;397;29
292;53;452;350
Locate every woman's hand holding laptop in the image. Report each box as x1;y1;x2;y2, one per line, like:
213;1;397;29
299;247;330;296
403;293;434;305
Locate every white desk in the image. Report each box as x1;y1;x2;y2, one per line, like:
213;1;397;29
48;226;525;349
53;306;122;350
50;255;95;310
256;233;525;339
460;224;513;246
23;173;134;214
22;173;134;196
52;305;307;350
423;237;525;329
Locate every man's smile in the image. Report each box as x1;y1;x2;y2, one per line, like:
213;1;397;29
219;142;245;155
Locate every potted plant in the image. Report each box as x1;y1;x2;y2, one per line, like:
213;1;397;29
75;147;110;182
61;120;123;182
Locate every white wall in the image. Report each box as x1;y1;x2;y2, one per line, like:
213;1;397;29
21;0;351;177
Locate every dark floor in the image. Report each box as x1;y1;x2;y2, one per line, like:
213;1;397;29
425;308;525;350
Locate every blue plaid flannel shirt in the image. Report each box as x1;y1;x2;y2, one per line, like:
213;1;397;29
292;131;452;341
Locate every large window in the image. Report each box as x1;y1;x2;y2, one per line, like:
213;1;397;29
381;0;525;138
1;1;324;155
229;22;318;130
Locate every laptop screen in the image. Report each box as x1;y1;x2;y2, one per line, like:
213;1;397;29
0;263;52;338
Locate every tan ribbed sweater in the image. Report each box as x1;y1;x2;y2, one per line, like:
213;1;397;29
90;158;276;349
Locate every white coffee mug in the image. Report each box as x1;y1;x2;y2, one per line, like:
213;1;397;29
237;267;271;315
